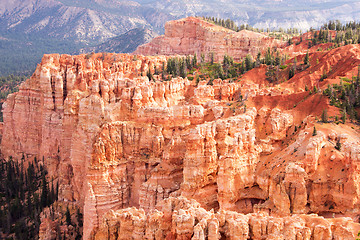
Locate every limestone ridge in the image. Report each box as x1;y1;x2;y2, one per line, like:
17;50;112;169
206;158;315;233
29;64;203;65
134;17;285;62
2;21;360;240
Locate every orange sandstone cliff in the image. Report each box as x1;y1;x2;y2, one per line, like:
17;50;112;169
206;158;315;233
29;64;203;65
2;17;360;240
134;17;285;61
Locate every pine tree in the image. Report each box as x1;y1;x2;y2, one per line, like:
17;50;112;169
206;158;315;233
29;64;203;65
146;69;154;81
76;208;83;228
192;54;197;68
304;51;309;65
245;54;253;71
41;172;48;208
321;109;328;123
180;58;187;78
200;53;205;63
289;67;295;79
341;109;346;123
313;85;318;93
209;52;214;65
65;207;71;226
335;140;342;151
312;126;317;136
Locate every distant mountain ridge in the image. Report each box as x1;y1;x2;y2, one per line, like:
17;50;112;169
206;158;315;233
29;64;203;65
82;27;158;54
2;0;360;44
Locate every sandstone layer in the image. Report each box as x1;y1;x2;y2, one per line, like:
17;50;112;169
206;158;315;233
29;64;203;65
2;19;360;240
134;17;285;61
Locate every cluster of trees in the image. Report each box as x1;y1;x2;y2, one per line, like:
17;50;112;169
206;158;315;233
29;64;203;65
154;53;246;84
0;74;26;98
0;33;83;76
309;20;360;47
0;156;58;239
153;48;307;85
201;16;301;36
323;67;360;122
202;16;238;31
260;48;291;83
151;47;308;86
263;49;311;83
165;55;196;78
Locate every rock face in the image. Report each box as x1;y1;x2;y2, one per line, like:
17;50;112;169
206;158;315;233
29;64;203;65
134;17;284;61
92;197;359;240
3;27;360;239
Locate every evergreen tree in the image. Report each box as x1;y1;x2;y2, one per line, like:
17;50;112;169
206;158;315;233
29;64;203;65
335;140;342;151
65;207;71;226
289;66;295;79
341;109;346;123
313;85;318;93
146;69;154;81
304;51;310;66
192;54;197;68
76;208;83;228
161;62;165;81
209;52;215;65
312;126;317;136
200;53;205;63
321;109;328;123
245;54;253;71
186;56;192;70
180;58;187;78
41;172;49;208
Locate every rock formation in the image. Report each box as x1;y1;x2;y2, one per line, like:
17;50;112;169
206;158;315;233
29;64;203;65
2;18;360;240
134;17;285;61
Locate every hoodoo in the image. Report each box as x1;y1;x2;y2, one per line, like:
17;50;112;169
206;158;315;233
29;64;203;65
1;17;360;239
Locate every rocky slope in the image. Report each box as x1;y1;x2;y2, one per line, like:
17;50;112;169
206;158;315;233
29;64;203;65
81;28;159;54
135;17;284;61
2;18;360;240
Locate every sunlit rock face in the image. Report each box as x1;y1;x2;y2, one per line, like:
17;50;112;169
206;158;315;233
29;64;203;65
3;19;360;240
135;17;285;62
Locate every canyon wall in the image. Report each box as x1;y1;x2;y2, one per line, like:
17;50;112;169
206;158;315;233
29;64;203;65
2;18;360;240
134;17;285;61
2;51;360;239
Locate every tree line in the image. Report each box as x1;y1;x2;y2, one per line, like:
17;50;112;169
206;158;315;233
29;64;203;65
201;16;301;35
308;20;360;47
323;66;360;123
0;156;58;239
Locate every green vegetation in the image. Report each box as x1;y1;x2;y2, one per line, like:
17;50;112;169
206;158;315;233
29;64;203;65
335;140;342;151
201;16;301;41
323;66;360;122
308;20;360;48
312;126;317;136
304;51;310;66
0;156;58;239
0;35;84;76
202;16;239;31
160;54;246;84
321;109;328;123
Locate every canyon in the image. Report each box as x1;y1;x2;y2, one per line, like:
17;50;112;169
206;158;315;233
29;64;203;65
2;17;360;239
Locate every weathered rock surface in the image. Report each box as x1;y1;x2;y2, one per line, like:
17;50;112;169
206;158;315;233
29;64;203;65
2;20;360;240
91;197;360;240
134;17;285;61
